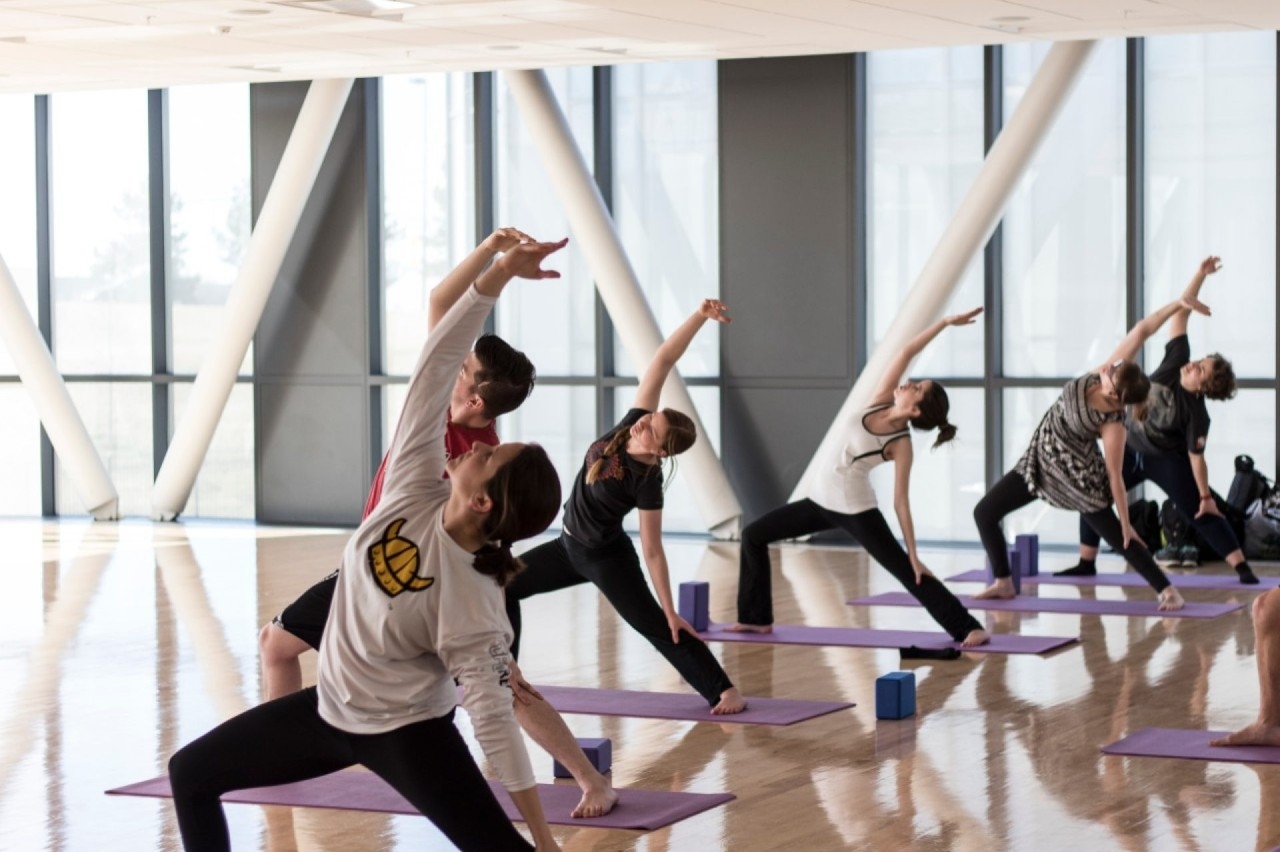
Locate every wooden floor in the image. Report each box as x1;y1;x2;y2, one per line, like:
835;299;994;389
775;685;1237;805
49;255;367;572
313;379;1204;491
1;518;1276;852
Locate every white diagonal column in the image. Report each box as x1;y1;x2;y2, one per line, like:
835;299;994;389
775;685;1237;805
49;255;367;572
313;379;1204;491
791;39;1098;503
504;69;743;536
152;78;354;521
0;255;118;518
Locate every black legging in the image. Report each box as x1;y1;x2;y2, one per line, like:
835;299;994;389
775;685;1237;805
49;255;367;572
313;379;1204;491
736;499;984;641
975;470;1171;593
1078;446;1241;558
505;533;734;706
169;688;531;852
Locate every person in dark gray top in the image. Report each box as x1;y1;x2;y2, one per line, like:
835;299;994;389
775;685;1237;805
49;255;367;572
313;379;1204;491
505;299;747;715
1058;256;1257;585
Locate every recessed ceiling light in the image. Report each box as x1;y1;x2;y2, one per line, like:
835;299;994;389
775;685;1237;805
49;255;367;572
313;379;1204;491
0;36;27;44
488;45;519;51
992;15;1030;23
230;8;271;15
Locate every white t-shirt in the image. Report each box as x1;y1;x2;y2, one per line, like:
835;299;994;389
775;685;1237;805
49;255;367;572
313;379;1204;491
808;404;910;515
317;285;534;793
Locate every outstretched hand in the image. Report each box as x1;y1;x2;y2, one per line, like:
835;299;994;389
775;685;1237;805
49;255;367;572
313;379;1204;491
943;306;984;327
1198;255;1222;278
666;609;698;644
482;226;535;255
1179;294;1211;317
495;237;569;280
909;555;935;585
698;298;732;324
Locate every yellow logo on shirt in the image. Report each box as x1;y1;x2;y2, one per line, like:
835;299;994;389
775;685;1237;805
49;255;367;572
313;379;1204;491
369;519;434;597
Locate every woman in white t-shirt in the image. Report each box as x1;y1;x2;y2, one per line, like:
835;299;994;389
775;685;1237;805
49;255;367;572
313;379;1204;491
168;238;570;852
728;309;990;648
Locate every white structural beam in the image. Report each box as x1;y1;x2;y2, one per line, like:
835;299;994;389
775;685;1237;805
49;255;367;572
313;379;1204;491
504;69;743;536
0;255;118;519
152;78;354;520
791;39;1098;503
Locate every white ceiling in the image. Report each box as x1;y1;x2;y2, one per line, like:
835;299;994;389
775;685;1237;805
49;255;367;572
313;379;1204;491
0;0;1276;93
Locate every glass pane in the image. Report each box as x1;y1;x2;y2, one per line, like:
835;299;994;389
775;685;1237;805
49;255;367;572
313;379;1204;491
0;385;41;515
612;61;720;378
172;382;255;518
1145;32;1276;378
56;383;152;516
1200;389;1276;495
616;386;721;535
168;84;252;376
382;73;475;375
497;385;597;531
494;67;596;377
1003;40;1126;377
869;387;984;541
0;95;37;376
1001;386;1082;544
51;91;151;375
868;47;985;378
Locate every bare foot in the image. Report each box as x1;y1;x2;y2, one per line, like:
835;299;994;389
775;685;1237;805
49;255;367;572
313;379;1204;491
1158;587;1185;612
972;578;1016;600
711;687;747;715
724;622;773;634
571;778;619;818
961;628;990;648
1210;722;1280;748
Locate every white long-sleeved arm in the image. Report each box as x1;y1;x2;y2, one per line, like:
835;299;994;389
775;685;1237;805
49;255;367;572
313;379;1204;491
381;285;496;497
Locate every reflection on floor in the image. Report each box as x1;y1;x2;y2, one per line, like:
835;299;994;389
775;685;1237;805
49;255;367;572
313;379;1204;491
0;518;1275;851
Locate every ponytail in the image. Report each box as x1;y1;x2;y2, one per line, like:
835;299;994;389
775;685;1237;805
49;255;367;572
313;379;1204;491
585;430;630;485
472;444;561;587
932;420;958;449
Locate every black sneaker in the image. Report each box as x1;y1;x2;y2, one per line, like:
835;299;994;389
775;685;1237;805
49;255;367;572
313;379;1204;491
1178;546;1201;567
1154;545;1181;566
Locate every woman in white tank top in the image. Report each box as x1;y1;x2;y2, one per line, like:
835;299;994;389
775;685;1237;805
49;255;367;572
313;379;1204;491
728;308;990;648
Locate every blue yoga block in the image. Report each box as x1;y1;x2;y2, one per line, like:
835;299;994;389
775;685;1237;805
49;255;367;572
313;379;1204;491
678;581;710;632
553;737;612;779
1015;534;1040;576
984;549;1022;594
876;671;916;720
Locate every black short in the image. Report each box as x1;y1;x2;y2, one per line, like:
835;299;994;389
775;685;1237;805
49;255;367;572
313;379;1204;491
272;571;339;650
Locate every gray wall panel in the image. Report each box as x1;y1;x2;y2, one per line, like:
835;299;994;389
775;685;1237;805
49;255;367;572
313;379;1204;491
720;56;861;519
719;55;855;382
251;80;371;524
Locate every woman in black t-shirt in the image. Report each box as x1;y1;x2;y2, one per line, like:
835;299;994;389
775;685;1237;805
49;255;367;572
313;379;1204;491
505;299;747;715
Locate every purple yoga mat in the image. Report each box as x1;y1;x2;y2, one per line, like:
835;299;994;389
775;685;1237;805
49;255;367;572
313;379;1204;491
850;591;1243;619
107;772;734;831
536;684;851;726
1101;727;1280;765
699;623;1076;655
947;568;1280;590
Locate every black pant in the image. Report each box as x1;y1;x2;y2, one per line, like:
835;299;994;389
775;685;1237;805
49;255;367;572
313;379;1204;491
505;533;734;706
736;499;984;641
169;688;531;852
975;470;1171;593
1078;446;1241;558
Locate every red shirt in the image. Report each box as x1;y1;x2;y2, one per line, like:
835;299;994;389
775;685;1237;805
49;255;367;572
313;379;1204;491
361;419;500;519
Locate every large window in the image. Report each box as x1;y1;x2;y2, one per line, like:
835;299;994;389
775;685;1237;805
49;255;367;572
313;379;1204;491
613;61;721;378
0;95;37;377
51;91;151;376
381;73;475;375
493;68;597;378
868;47;986;378
1003;40;1127;378
1145;33;1276;378
168;85;253;377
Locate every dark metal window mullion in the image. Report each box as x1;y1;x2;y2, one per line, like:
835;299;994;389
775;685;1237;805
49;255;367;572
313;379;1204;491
475;72;495;337
148;89;171;480
593;66;616;435
983;45;1005;489
35;95;55;516
850;53;868;379
365;78;385;477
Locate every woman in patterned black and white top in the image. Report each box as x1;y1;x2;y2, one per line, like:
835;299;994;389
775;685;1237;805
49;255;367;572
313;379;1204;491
971;296;1212;612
